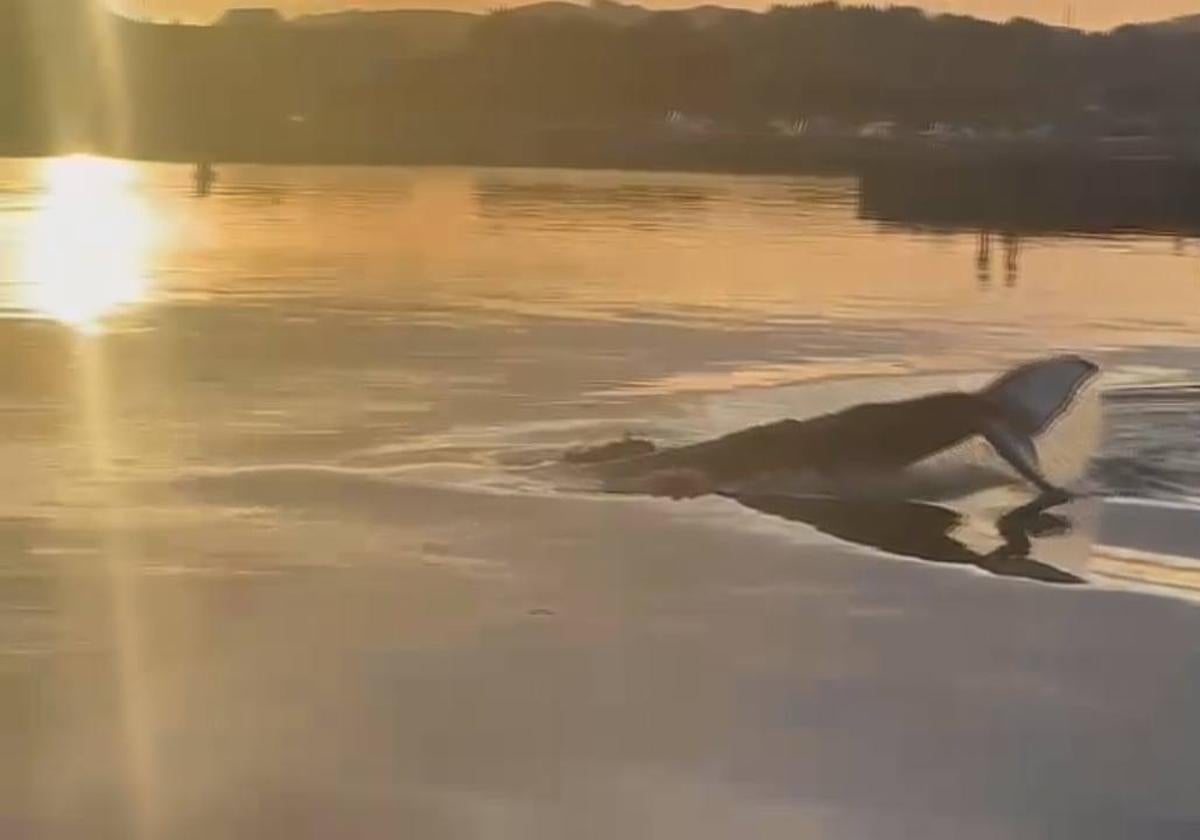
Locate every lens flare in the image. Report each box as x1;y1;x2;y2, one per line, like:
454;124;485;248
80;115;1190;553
19;155;155;332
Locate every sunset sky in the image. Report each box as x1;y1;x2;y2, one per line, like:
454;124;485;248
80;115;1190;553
108;0;1199;31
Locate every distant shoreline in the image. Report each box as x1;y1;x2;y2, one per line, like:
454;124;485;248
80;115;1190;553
13;136;1200;237
10;131;1188;174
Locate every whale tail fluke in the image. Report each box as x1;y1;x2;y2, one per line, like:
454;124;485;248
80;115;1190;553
980;355;1100;435
974;355;1101;494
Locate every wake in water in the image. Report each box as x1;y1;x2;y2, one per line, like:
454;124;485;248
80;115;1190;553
1090;384;1200;501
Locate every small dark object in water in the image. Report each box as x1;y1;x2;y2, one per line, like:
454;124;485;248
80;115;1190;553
564;436;656;465
194;161;217;196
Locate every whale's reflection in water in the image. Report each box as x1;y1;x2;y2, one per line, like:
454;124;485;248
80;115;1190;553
729;494;1084;584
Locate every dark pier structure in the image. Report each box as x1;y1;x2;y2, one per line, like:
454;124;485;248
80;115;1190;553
857;146;1200;236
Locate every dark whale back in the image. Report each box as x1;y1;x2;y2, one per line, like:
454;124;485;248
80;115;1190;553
587;355;1101;494
799;391;991;472
597;391;991;483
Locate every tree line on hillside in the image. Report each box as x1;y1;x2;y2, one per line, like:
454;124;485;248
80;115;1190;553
3;0;1200;163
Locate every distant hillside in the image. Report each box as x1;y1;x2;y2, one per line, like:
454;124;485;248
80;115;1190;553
500;1;595;22
1134;13;1200;34
502;0;654;25
681;4;756;29
292;9;477;28
495;1;751;28
285;0;760;39
291;8;478;54
13;0;1200;165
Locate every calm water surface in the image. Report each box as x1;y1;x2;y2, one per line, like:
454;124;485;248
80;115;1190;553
2;157;1200;839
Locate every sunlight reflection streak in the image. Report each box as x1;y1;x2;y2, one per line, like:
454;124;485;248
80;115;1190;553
76;333;160;840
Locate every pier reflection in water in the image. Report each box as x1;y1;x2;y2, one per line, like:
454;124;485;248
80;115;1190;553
974;230;1022;287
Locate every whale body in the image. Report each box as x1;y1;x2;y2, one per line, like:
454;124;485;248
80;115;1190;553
577;355;1101;501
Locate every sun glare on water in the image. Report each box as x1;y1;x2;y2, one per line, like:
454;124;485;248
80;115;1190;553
20;155;156;332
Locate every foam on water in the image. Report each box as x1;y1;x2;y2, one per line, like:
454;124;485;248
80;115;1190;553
1090;384;1200;500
